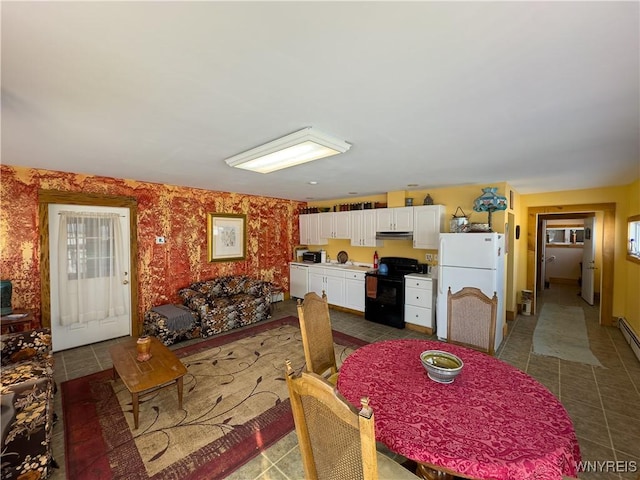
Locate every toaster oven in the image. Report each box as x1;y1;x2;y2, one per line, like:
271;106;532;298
302;251;322;263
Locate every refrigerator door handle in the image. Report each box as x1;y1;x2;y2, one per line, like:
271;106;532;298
438;238;444;294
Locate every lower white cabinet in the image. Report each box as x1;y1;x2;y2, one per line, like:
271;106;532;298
308;266;345;307
344;270;366;312
404;274;436;332
308;265;366;312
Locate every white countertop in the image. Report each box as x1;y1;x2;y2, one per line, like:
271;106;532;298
290;261;373;273
405;273;436;280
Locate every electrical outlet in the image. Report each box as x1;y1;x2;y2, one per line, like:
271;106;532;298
155;236;166;245
425;253;433;261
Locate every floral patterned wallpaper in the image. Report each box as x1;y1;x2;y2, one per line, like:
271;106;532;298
0;165;303;327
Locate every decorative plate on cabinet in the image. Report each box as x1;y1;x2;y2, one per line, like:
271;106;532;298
337;251;349;264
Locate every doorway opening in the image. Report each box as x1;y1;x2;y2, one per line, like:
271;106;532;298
526;203;615;326
39;190;139;335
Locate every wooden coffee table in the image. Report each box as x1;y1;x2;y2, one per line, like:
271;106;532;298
109;336;187;429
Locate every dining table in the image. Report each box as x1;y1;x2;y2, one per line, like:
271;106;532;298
336;339;581;480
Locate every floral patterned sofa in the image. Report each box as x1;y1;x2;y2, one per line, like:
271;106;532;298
144;276;273;345
1;329;56;480
178;276;272;338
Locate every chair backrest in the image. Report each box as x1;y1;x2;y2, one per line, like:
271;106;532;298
285;360;378;480
297;291;338;379
447;286;498;355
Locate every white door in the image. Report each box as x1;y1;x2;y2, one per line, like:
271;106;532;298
581;216;596;305
299;215;310;244
49;204;131;351
325;272;345;307
439;233;500;269
362;210;379;246
319;213;333;239
393;207;414;231
308;268;325;297
540;220;548;290
289;264;309;299
376;208;394;231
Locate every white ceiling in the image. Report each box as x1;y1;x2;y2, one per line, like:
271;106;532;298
2;1;639;201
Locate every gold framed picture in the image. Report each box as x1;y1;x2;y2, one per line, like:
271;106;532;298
207;213;247;262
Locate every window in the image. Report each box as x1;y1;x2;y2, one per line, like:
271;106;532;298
546;227;584;245
65;216;116;280
628;214;640;264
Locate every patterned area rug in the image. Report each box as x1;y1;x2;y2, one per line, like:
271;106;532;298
61;316;366;479
533;303;603;367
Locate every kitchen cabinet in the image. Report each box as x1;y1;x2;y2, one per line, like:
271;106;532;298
290;263;309;299
404;274;436;333
319;211;351;239
413;205;446;249
299;213;327;245
350;210;381;247
308;266;345;307
376;207;414;232
344;270;366;312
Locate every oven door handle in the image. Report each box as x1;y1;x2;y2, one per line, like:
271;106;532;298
376;277;403;286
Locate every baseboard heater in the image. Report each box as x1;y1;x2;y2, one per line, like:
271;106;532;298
619;317;640;363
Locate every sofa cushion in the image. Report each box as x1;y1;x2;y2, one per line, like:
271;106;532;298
187;280;215;296
1;330;52;367
1;391;16;450
209;277;230;297
1;360;54;389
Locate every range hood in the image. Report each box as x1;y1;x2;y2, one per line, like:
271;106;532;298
375;231;413;240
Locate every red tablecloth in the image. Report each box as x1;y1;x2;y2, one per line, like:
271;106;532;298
336;339;581;480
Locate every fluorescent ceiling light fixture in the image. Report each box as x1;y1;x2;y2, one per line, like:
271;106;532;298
224;127;351;174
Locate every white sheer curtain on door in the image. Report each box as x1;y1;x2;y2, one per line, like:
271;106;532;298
57;211;126;326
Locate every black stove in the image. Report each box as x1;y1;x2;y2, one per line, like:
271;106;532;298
365;257;419;328
368;257;420;279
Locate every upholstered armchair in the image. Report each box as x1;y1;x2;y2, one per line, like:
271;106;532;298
1;329;56;480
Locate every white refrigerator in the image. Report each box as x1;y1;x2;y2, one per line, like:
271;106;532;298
436;232;506;352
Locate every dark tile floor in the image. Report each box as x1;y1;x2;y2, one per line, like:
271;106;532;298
49;284;640;479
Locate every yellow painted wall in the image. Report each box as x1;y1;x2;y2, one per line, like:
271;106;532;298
623;179;640;337
307;179;640;336
307;183;513;268
519;183;638;335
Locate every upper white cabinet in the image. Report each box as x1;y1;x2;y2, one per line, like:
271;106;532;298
413;205;446;249
319;211;351;240
350;210;381;247
299;214;328;245
376;207;414;232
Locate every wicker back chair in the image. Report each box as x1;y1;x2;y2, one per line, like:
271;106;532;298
297;291;339;384
447;286;498;355
285;361;419;480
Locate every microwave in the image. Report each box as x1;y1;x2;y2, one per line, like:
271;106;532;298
302;251;322;263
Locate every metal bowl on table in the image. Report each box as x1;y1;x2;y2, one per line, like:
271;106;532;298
420;350;464;384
